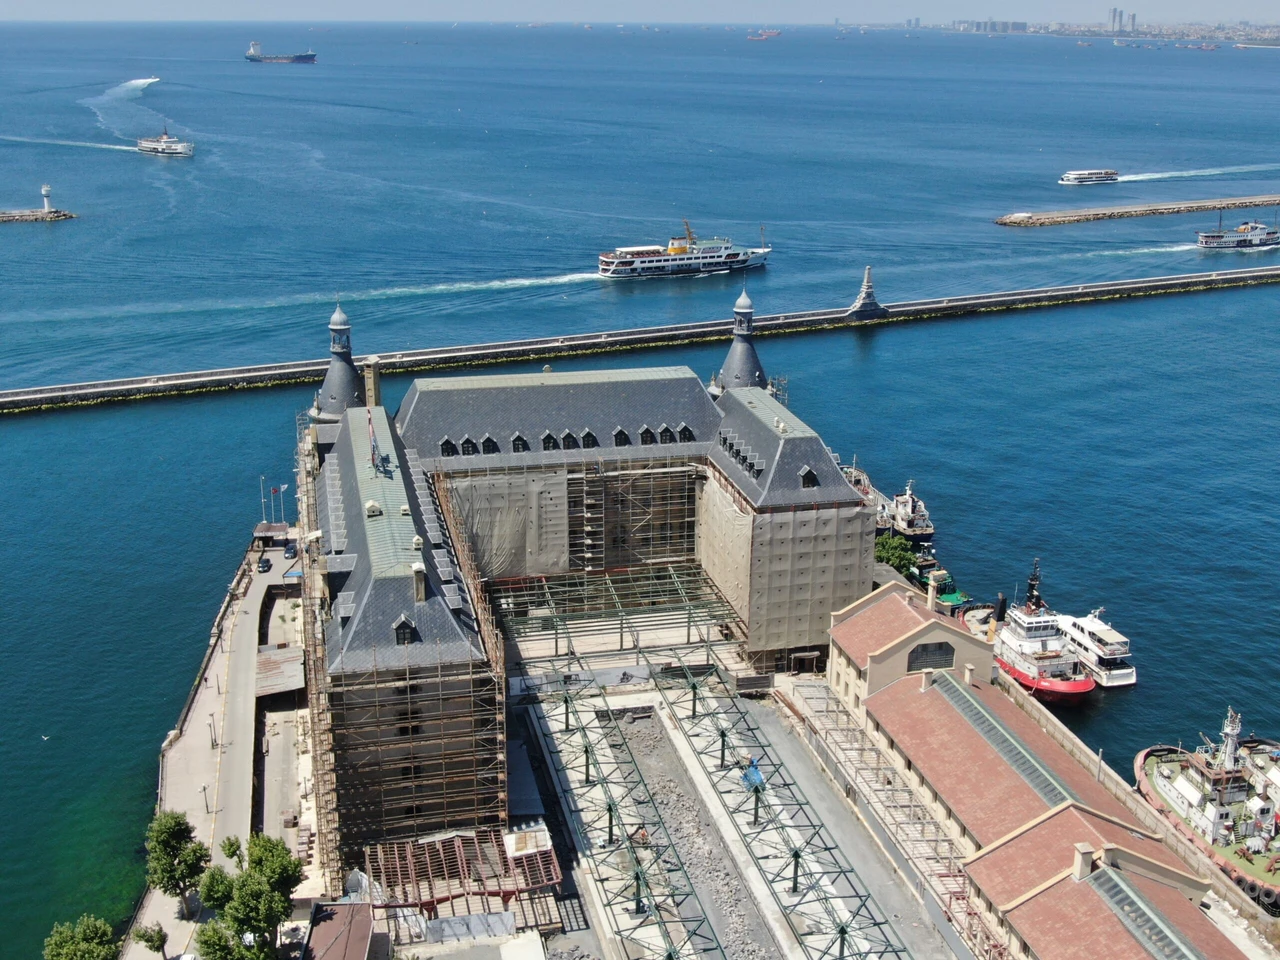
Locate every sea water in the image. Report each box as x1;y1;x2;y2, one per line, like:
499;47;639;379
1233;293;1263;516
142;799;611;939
3;22;1280;953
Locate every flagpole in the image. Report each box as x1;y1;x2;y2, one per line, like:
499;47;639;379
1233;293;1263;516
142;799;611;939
260;476;267;523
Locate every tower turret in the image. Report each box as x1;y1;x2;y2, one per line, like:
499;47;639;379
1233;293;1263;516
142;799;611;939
849;265;888;320
709;288;768;397
309;301;365;423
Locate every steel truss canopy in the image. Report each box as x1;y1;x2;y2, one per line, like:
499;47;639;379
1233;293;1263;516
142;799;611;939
490;563;742;659
644;647;911;960
518;654;727;960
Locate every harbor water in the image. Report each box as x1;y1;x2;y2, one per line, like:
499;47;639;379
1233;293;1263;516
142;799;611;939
3;22;1280;954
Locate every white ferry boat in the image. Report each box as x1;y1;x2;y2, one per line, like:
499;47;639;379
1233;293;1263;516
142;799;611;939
1058;169;1119;185
1196;218;1280;249
598;221;770;278
137;127;194;157
1057;608;1137;687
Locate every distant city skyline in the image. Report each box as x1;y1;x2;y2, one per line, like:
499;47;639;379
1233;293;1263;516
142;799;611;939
1;2;1277;24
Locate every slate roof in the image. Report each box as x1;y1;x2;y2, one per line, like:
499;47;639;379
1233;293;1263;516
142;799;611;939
710;388;863;508
318;406;483;675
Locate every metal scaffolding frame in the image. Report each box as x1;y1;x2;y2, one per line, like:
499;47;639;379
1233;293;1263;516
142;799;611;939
518;654;727;960
642;647;910;960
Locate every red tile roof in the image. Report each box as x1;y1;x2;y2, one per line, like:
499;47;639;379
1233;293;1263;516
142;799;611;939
829;587;957;669
1005;875;1152;960
1128;872;1245;960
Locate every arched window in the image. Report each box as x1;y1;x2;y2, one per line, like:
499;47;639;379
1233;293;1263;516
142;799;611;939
460;437;479;456
481;436;500;455
562;431;580;450
581;430;598;449
511;434;529;453
613;429;630;447
800;467;819;489
907;641;954;672
393;614;417;645
678;425;696;443
640;427;656;446
440;439;458;457
659;425;676;444
542;432;559;451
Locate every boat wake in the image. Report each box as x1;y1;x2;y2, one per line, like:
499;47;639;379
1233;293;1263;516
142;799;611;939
79;77;166;139
0;135;135;152
1118;164;1280;182
351;272;600;300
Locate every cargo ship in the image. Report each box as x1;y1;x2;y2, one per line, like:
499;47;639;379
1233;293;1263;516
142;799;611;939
1136;708;1280;915
245;41;317;63
598;220;770;278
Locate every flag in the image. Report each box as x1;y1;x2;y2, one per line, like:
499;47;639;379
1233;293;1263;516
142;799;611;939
281;483;289;493
271;487;279;495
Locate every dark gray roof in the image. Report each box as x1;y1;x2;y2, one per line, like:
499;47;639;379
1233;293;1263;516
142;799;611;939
318;406;483;675
710;388;863;508
310;305;365;423
395;366;722;470
718;335;767;391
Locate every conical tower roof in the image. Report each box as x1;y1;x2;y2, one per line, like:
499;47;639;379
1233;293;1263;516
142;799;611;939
310;301;365;422
716;288;767;393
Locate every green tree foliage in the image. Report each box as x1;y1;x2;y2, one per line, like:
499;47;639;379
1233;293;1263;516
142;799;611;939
223;871;292;949
874;534;919;577
132;922;168;959
246;833;303;898
145;810;211;919
199;864;236;913
193;920;241;960
220;836;244;870
43;914;118;960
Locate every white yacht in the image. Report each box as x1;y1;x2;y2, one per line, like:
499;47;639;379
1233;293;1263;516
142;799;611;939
137;127;194;157
1196;219;1280;249
598;220;770;278
1058;169;1119;185
1057;608;1137;687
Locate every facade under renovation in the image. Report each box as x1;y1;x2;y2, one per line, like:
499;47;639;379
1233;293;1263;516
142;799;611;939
295;290;877;895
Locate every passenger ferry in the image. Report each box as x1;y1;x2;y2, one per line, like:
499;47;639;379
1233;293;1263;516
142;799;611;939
598;221;770;279
1196;218;1280;249
137;127;194;157
1057;608;1137;687
1058;169;1119;185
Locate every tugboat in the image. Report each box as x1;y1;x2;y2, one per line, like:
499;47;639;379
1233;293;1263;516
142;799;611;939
1137;708;1280;914
137;127;194;157
245;40;317;63
598;220;770;278
886;480;934;545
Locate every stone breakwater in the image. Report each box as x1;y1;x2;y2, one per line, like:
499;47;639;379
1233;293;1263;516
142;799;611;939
6;264;1280;415
997;193;1280;226
0;208;76;223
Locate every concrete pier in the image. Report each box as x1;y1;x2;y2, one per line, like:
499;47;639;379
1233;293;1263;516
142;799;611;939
997;193;1280;226
6;263;1280;415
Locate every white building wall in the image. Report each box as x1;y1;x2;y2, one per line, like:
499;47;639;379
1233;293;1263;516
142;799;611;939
695;470;753;617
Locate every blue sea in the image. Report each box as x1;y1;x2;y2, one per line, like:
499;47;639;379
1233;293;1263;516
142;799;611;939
3;21;1280;956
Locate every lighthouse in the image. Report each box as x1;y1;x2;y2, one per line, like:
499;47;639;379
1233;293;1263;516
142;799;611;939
41;185;52;213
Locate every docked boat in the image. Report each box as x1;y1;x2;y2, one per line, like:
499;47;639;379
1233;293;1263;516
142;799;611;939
245;41;317;63
1058;169;1119;185
885;480;934;545
1136;708;1280;913
598;221;770;278
1056;608;1136;687
137;127;194;157
1196;216;1280;249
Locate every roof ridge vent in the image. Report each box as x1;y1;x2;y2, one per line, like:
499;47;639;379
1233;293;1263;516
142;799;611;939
365;500;382;517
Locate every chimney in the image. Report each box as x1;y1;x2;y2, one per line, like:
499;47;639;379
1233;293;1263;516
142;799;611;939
964;662;974;685
1072;843;1094;881
926;570;945;611
412;561;426;602
364;355;382;408
921;668;934;692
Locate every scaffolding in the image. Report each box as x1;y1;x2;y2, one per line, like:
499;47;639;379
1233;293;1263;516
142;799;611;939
643;648;909;960
518;655;727;960
788;682;1009;960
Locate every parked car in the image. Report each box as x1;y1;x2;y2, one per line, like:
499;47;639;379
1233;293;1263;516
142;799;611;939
283;542;298;560
257;556;272;573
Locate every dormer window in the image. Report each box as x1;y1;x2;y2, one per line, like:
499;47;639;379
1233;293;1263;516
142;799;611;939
678;424;695;443
460;436;479;456
581;430;598;449
393;614;417;645
542;432;559;451
640;426;656;446
481;436;500;455
613;428;630;447
562;431;579;450
440;438;458;457
512;434;529;453
800;467;820;489
659;425;676;444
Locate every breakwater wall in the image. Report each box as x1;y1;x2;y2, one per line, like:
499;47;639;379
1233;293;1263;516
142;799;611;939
997;193;1280;226
6;263;1280;415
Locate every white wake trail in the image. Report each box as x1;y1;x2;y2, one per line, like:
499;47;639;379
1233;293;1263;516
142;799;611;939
1118;164;1280;182
0;135;135;152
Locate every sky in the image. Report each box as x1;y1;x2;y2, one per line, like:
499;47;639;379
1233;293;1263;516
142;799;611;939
0;2;1275;24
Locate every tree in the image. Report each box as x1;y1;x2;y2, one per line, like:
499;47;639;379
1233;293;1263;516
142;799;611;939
223;870;292;951
145;810;211;919
220;836;245;870
132;922;168;959
43;914;118;960
193;920;242;960
874;534;919;577
199;865;236;913
246;833;302;899
207;834;304;952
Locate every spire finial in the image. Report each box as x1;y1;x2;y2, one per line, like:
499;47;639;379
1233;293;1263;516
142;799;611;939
850;264;888;319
